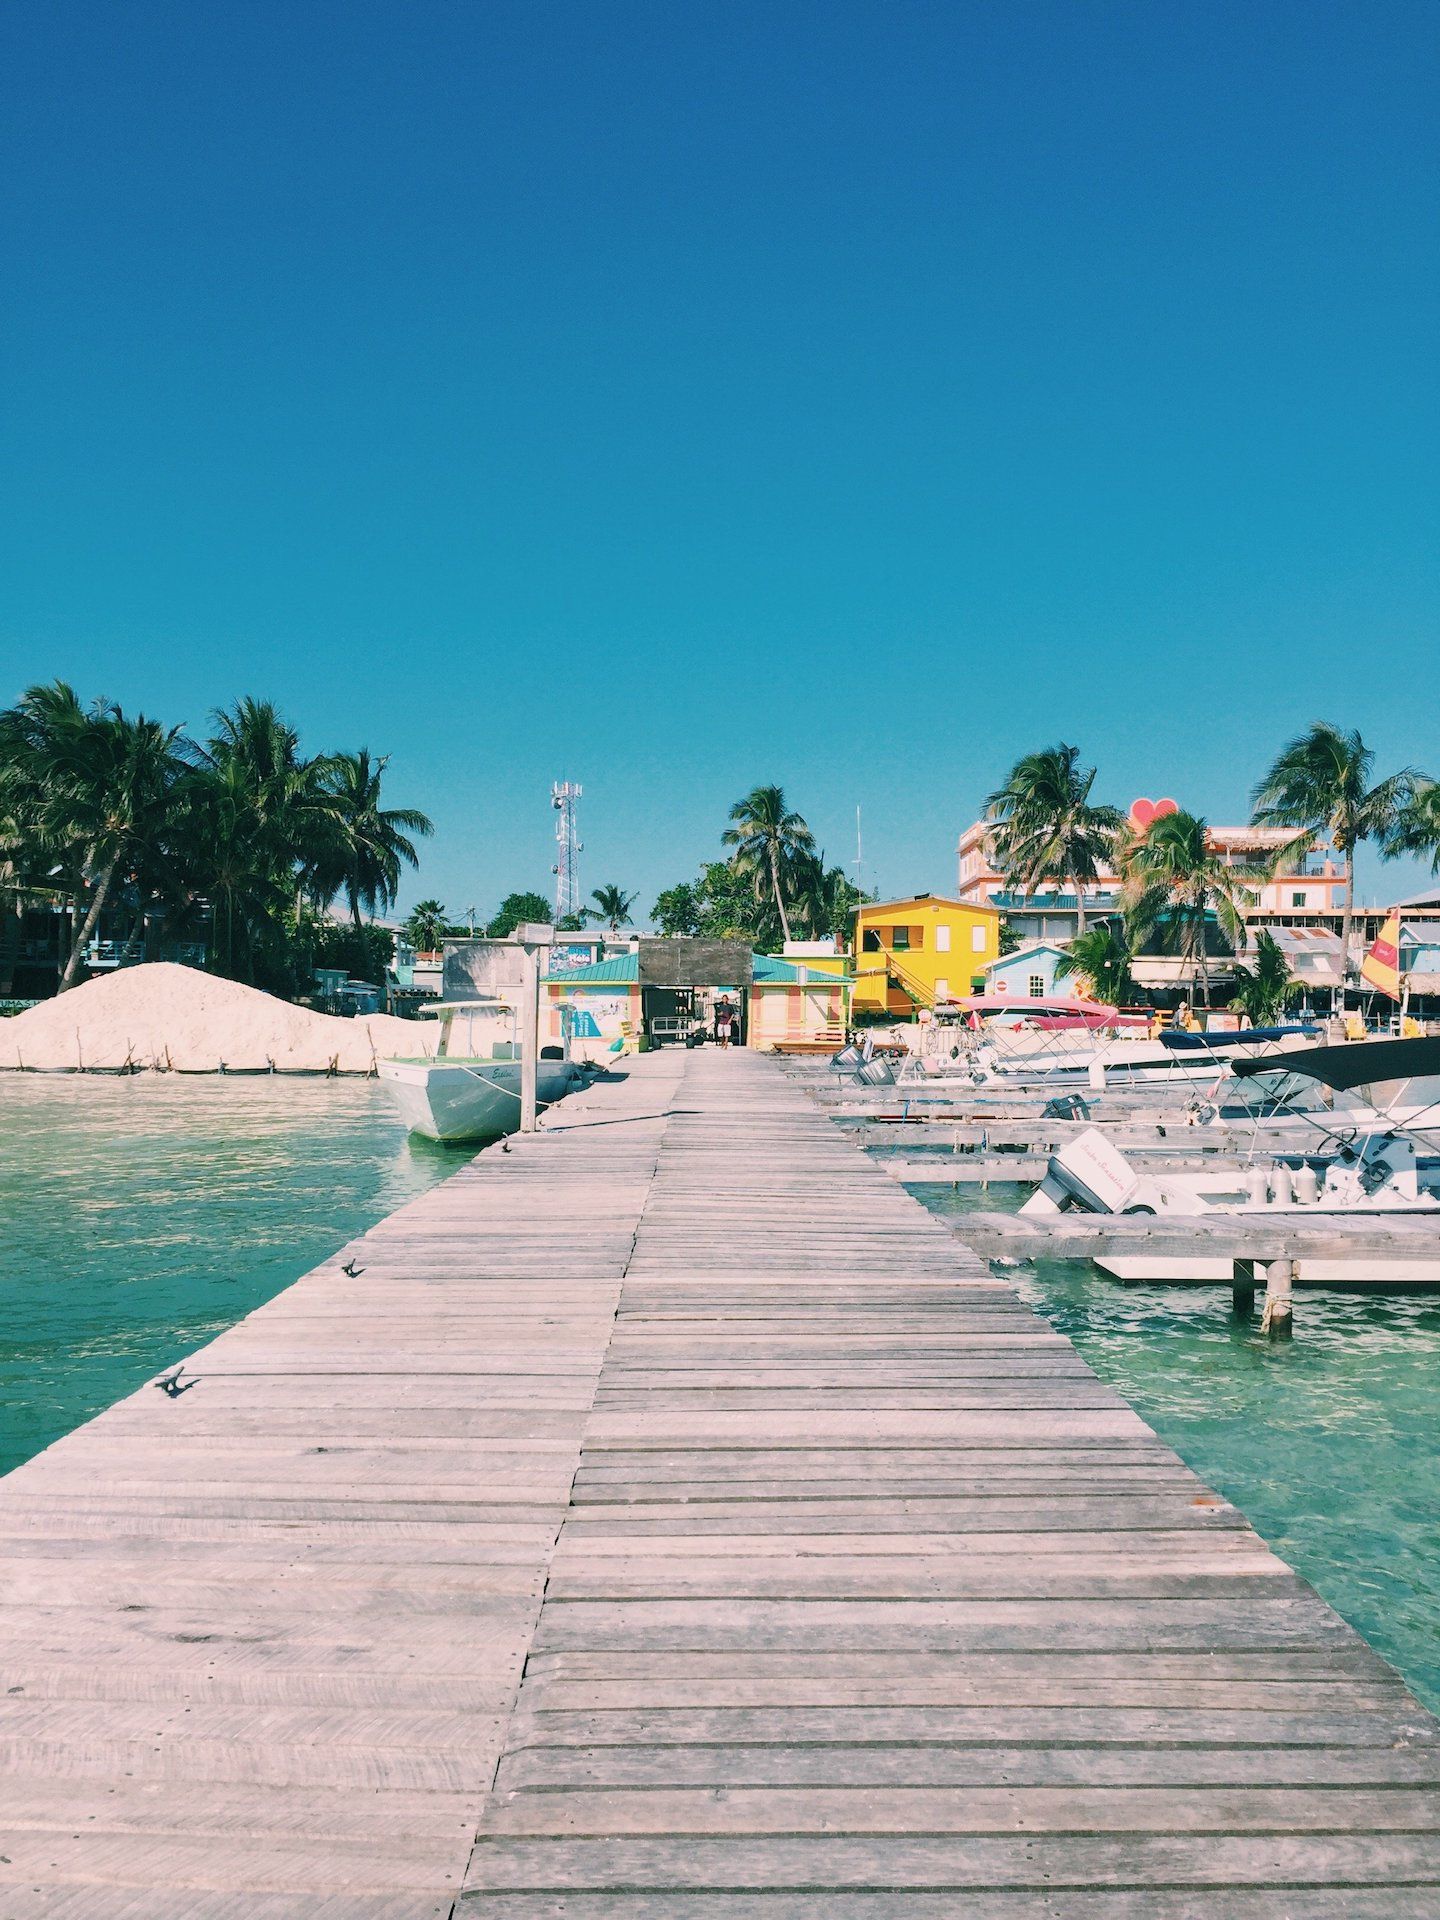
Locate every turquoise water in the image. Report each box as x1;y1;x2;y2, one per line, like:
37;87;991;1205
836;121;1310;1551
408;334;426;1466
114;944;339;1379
0;1077;465;1475
917;1179;1440;1714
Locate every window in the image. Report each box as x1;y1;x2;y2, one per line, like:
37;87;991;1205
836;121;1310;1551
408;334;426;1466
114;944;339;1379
934;977;949;1001
891;926;910;950
1029;975;1046;997
935;926;951;953
971;925;987;952
1292;892;1307;908
862;928;881;952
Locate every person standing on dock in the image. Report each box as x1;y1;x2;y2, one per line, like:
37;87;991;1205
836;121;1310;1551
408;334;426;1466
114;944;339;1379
714;998;737;1048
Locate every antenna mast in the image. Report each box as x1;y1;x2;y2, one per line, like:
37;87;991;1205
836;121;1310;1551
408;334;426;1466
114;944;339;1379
551;781;583;922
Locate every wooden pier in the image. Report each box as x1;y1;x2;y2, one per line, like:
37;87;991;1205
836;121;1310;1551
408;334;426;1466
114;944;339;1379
3;1049;1440;1914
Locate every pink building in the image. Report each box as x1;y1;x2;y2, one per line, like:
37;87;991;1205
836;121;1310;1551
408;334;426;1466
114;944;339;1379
957;803;1350;952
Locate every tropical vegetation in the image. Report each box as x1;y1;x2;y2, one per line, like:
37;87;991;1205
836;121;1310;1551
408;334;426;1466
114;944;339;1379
584;884;637;932
653;786;867;951
975;725;1440;1012
721;785;817;946
1252;723;1420;984
1229;931;1301;1027
985;744;1123;936
1117;808;1265;1006
1387;781;1440;875
0;681;433;996
403;899;453;952
486;891;555;940
1053;922;1136;1006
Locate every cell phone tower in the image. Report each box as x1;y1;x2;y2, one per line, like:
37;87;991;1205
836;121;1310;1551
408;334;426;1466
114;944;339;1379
551;781;583;922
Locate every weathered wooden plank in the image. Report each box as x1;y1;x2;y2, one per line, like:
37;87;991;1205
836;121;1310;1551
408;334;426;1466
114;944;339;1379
462;1830;1440;1891
458;1896;1440;1920
482;1783;1440;1833
494;1741;1440;1791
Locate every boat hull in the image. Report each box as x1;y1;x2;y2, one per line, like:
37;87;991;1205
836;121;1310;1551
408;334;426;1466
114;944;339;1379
376;1057;581;1142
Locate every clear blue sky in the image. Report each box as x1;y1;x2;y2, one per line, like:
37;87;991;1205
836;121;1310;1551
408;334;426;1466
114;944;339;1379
3;0;1437;917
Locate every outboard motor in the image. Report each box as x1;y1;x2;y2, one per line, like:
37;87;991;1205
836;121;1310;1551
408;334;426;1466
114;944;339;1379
832;1044;864;1072
1022;1128;1155;1216
856;1057;896;1087
1042;1094;1091;1121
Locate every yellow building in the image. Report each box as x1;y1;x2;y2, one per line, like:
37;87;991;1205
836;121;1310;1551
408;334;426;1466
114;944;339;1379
850;893;1001;1017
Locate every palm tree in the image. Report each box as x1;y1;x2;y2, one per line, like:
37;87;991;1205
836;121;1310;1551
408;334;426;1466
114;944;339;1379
791;852;865;942
0;681;91;965
1383;780;1440;874
722;785;815;945
311;749;433;930
1054;922;1136;1005
1119;809;1261;1007
0;757;44;994
405;899;449;952
1230;931;1300;1027
0;684;196;990
1252;723;1421;986
166;700;338;980
585;884;637;934
984;745;1122;936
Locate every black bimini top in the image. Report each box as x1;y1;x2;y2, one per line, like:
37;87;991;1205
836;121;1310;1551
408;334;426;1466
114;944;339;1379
1232;1036;1440;1091
1161;1024;1316;1052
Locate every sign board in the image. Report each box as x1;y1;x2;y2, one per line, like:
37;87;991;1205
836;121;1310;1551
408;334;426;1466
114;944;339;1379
638;938;753;989
548;941;602;975
441;939;529;1001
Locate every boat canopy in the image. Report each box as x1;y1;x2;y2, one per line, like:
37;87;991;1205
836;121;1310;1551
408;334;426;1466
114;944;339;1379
954;995;1149;1031
957;995;1120;1019
1162;1024;1317;1052
1232;1035;1440;1090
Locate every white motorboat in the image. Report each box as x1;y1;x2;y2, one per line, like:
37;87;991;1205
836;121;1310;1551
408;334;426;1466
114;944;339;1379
1020;1038;1440;1286
899;997;1321;1093
377;999;587;1142
970;1022;1321;1091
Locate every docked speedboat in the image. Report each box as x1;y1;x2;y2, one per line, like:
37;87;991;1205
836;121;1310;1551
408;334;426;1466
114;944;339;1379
377;999;587;1142
929;1015;1320;1096
1020;1038;1440;1285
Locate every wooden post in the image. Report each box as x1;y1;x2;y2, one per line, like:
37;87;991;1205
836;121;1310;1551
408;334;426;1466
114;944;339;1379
1260;1258;1294;1340
519;947;540;1134
1231;1258;1256;1321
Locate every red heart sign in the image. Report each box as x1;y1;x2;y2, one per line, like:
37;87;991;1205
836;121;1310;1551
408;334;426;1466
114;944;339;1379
1129;796;1180;830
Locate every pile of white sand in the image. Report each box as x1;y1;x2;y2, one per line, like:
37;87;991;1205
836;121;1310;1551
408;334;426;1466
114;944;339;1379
0;963;434;1073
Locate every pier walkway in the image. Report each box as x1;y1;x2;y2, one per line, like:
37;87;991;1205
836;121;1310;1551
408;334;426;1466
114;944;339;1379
2;1050;1440;1915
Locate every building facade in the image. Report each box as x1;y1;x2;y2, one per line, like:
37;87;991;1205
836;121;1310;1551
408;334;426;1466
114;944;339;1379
851;894;1000;1017
957;802;1361;999
985;941;1073;1003
543;950;848;1055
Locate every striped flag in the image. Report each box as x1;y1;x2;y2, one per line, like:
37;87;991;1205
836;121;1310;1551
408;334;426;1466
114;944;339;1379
1359;911;1402;999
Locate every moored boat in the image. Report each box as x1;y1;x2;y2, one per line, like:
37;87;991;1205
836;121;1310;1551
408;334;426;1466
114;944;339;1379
376;998;588;1142
1020;1038;1440;1285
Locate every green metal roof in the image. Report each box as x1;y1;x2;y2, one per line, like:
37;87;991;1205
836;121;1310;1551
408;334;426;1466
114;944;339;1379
752;954;852;986
545;952;851;988
545;955;639;984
